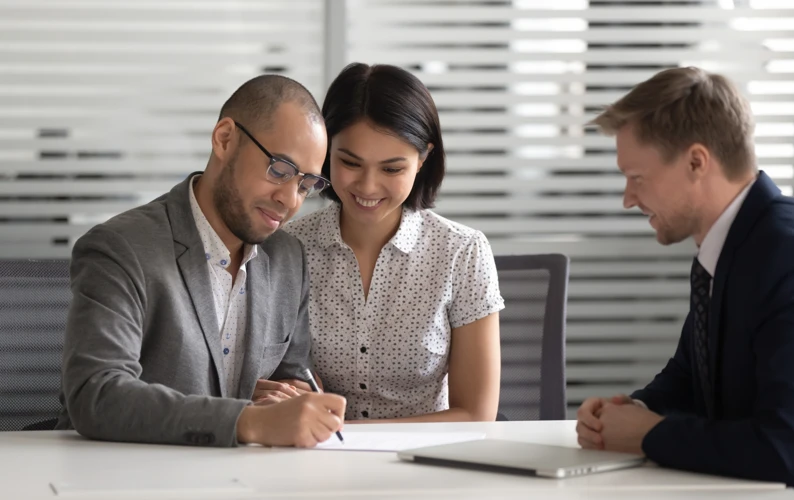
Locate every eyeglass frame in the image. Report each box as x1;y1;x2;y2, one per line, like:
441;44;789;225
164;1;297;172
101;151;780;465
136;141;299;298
233;121;330;198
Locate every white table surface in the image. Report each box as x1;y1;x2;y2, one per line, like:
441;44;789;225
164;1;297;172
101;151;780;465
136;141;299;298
1;421;790;500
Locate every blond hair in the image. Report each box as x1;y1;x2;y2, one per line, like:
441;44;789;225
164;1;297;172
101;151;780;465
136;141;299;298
591;67;756;180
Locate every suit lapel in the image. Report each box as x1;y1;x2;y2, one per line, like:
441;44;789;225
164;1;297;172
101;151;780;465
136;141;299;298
237;251;271;400
177;243;226;396
709;171;780;412
167;173;226;397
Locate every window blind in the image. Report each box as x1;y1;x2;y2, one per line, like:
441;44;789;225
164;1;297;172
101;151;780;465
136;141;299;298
345;0;794;416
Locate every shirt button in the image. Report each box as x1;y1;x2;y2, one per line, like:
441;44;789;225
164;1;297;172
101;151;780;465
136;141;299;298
360;346;367;353
361;411;369;418
223;348;230;355
360;383;367;390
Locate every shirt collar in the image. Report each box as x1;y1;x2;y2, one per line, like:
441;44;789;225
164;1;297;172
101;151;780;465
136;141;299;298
697;179;755;276
317;203;344;249
188;175;257;269
317;203;422;254
389;208;422;254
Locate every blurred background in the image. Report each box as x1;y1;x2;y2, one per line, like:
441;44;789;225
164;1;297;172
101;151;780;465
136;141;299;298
0;0;792;417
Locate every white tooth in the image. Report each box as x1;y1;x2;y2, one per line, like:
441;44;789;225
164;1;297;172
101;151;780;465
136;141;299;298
356;196;380;207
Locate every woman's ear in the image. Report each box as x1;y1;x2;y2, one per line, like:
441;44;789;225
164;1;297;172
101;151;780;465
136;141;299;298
419;143;435;170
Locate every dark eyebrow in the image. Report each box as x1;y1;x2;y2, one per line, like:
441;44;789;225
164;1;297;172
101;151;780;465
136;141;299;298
338;148;407;164
338;148;362;160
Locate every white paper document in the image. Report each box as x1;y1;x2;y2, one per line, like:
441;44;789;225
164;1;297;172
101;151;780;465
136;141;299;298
314;431;485;452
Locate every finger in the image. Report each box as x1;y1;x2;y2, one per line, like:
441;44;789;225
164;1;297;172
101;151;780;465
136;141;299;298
576;421;603;446
577;398;603;420
281;379;313;393
255;379;279;390
256;380;302;398
260;390;293;401
316;409;344;435
578;407;603;433
316;393;347;419
611;394;633;405
295;429;321;449
254;393;286;406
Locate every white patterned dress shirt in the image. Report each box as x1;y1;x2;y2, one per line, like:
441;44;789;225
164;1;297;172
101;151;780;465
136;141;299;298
189;176;258;397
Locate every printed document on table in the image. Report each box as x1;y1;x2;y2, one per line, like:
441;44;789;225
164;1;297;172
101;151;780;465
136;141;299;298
313;431;485;452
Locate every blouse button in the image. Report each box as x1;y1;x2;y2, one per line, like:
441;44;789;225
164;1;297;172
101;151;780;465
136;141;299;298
361;410;369;418
360;346;367;354
359;383;367;390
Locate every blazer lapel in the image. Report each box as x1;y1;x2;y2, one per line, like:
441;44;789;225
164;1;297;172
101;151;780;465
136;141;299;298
167;173;226;397
709;171;780;412
237;251;271;400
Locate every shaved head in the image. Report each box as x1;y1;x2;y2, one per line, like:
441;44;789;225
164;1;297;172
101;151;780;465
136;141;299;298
218;74;322;132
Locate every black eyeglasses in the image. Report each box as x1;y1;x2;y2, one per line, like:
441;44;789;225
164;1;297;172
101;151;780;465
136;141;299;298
234;121;330;198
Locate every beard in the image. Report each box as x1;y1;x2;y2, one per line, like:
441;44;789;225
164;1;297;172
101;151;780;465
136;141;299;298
212;155;274;246
654;208;697;246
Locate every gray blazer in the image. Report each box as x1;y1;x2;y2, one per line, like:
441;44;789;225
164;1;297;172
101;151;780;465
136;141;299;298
56;174;311;447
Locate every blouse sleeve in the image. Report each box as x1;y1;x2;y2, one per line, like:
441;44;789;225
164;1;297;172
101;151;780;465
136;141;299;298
448;231;505;329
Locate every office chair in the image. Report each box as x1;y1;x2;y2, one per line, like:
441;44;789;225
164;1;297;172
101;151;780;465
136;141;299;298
495;254;569;421
0;259;70;431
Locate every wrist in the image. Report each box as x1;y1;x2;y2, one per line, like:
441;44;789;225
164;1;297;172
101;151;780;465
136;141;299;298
236;406;258;444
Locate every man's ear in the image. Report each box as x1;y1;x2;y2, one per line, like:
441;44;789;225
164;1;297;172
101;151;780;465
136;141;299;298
688;143;711;180
211;117;238;162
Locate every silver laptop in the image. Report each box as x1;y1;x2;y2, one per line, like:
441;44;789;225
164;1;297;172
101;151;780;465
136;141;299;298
397;439;645;478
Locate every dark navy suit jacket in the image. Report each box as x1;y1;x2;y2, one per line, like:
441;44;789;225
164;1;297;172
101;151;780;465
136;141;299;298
632;171;794;484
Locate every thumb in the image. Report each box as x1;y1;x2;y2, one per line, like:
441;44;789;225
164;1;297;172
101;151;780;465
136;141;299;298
611;394;633;405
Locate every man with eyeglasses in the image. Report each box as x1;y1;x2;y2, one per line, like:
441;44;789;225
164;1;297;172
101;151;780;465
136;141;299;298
56;75;346;448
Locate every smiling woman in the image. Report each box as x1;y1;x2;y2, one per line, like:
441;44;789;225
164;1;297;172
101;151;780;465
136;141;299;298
283;63;505;424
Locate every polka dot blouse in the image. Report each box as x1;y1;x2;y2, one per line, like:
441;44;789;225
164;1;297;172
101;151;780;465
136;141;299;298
283;203;504;419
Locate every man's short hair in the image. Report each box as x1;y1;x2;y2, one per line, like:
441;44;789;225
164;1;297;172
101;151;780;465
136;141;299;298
591;67;756;180
218;74;322;131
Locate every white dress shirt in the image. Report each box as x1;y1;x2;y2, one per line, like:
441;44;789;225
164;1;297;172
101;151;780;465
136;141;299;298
634;177;756;410
189;176;258;397
284;203;505;420
697;179;756;288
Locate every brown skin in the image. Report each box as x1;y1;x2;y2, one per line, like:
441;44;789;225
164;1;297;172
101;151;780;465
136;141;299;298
576;122;756;455
188;101;343;447
194;102;327;281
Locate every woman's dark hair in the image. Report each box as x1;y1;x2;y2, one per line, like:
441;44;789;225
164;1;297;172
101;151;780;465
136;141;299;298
320;63;445;210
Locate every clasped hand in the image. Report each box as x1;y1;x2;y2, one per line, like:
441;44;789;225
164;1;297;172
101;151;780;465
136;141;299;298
575;394;664;455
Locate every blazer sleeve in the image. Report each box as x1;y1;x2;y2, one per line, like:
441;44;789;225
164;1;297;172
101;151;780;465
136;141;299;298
630;315;696;415
61;227;249;447
641;269;794;485
269;238;312;381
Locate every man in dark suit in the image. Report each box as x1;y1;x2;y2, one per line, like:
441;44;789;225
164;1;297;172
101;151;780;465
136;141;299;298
576;66;794;485
57;75;346;447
